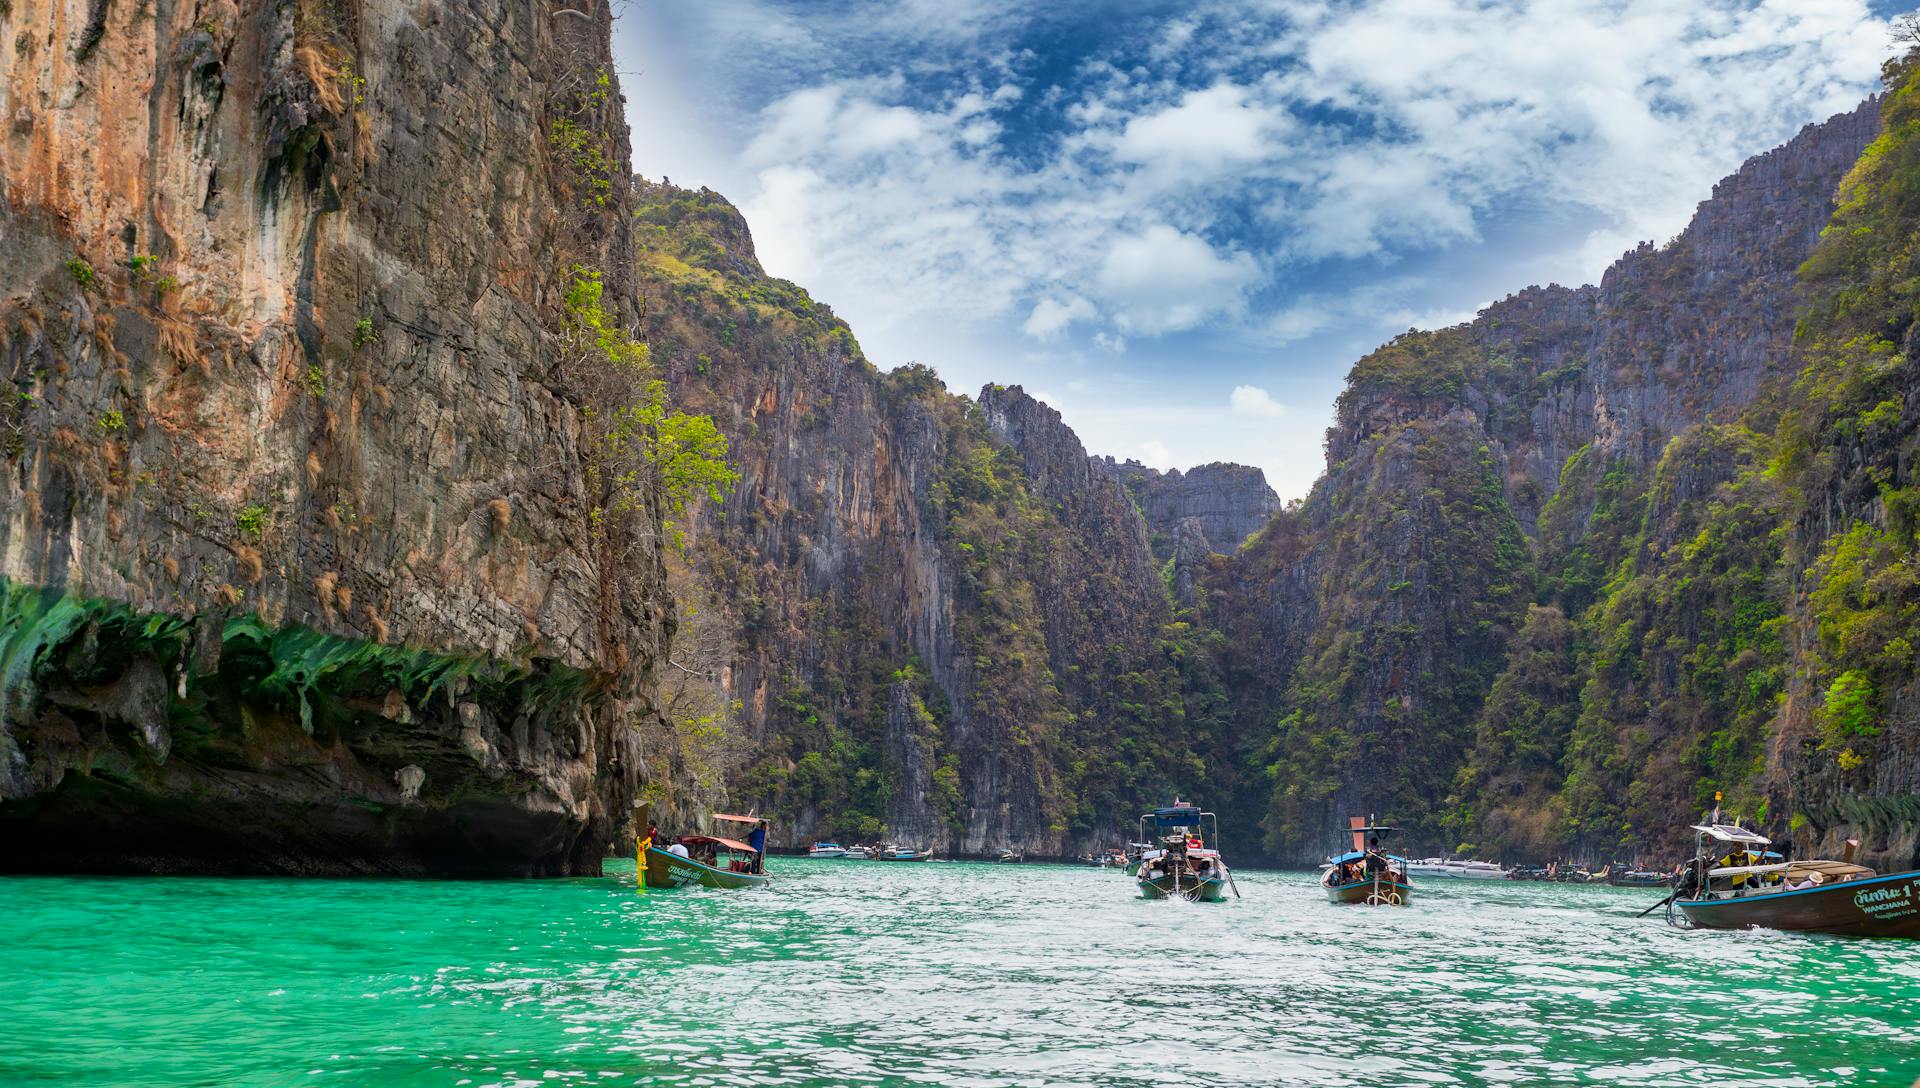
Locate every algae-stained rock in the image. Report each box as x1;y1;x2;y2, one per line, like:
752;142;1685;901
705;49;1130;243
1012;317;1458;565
0;580;616;875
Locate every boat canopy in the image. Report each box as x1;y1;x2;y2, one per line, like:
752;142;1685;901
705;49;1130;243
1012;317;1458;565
1690;823;1770;845
1147;806;1206;826
711;813;765;825
1707;859;1874;879
682;835;756;852
1328;851;1407;864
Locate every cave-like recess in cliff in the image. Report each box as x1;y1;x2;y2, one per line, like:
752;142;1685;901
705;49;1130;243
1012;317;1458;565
0;579;621;876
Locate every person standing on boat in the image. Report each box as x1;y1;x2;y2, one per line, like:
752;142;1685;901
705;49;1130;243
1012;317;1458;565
748;819;769;874
1723;844;1759;894
1364;836;1389;876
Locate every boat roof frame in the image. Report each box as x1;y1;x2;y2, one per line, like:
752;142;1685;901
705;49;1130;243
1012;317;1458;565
1690;823;1771;845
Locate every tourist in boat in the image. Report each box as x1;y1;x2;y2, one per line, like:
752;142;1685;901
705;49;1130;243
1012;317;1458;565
748;819;769;874
1723;844;1759;893
668;840;690;858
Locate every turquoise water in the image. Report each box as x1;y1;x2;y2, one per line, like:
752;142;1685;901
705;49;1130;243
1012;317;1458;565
2;860;1916;1087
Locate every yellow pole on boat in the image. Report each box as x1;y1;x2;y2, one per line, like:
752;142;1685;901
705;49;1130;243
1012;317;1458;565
634;800;653;891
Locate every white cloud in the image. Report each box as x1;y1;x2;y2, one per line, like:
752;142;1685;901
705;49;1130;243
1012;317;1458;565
1097;224;1262;334
1023;295;1097;340
1139;439;1174;469
1230;385;1288;418
1115;82;1284;169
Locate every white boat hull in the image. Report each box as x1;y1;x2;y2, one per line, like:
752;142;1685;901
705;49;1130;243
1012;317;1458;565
1407;861;1509;880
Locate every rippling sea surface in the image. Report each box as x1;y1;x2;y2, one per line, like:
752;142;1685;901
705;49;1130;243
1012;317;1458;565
3;860;1918;1087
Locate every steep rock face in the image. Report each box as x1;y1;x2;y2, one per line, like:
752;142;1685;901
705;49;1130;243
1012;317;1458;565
1761;63;1920;868
0;0;666;873
1105;459;1283;558
637;185;1217;855
1212;99;1884;864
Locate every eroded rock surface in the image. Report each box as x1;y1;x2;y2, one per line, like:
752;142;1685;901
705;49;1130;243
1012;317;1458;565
0;0;665;873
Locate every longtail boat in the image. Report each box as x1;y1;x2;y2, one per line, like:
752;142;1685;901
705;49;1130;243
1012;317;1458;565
873;846;933;861
1662;813;1920;938
1320;816;1413;905
638;812;771;891
1607;865;1669;888
1134;802;1237;902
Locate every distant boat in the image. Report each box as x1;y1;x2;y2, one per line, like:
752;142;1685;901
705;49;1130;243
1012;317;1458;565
841;846;871;860
1122;841;1154;876
1133;802;1235;902
1664;816;1920;938
1406;857;1509;880
1607;866;1669;888
873;847;933;862
807;842;849;859
1321;816;1413;906
996;849;1024;863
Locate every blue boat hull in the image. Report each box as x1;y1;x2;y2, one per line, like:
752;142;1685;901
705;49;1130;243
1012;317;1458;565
1677;870;1920;937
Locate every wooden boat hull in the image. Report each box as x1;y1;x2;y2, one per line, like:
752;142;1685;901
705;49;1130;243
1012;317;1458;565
1676;870;1920;937
644;847;771;890
1138;872;1227;902
1607;874;1669;888
1324;876;1413;905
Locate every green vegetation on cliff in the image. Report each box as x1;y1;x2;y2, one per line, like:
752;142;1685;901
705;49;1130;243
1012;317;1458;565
635;183;1241;852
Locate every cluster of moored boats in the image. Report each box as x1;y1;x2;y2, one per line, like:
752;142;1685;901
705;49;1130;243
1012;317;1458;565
634;795;1920;938
1404;858;1667;885
803;842;935;862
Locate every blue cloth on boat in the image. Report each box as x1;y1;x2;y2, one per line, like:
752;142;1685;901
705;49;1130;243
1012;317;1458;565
748;826;767;853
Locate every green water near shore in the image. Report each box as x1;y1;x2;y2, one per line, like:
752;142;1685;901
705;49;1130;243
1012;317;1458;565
2;860;1916;1086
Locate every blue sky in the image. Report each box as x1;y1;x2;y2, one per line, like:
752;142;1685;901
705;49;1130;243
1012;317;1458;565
614;0;1905;499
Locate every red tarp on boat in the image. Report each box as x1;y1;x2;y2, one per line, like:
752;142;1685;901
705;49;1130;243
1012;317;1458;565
681;835;757;852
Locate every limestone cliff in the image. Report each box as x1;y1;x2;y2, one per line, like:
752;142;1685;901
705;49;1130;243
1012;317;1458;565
635;185;1232;855
0;0;669;873
1105;459;1282;559
1214;98;1895;866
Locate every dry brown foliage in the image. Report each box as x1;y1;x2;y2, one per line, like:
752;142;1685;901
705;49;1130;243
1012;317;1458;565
233;544;263;583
